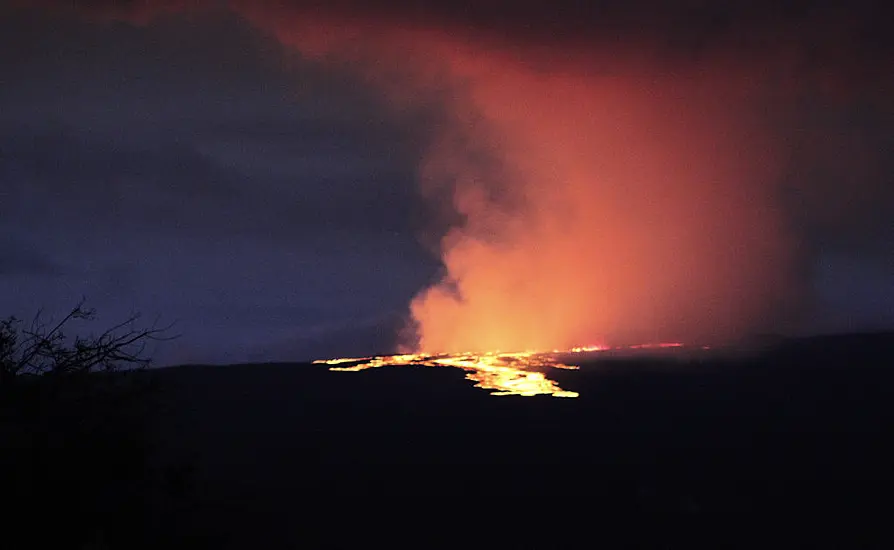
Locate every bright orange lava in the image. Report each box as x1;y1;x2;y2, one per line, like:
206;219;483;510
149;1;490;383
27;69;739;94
314;343;685;398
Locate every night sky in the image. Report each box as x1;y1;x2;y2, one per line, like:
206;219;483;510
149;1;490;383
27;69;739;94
2;1;892;365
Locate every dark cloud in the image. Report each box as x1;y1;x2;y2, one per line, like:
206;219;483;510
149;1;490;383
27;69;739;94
0;122;419;241
40;0;889;94
0;4;427;241
0;5;438;363
0;239;63;277
23;1;892;61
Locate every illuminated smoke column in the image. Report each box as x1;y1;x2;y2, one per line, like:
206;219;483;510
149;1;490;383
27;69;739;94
408;61;794;353
233;7;800;353
58;1;889;352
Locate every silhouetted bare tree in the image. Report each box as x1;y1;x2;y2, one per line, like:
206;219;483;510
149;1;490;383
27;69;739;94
0;299;173;381
0;300;182;549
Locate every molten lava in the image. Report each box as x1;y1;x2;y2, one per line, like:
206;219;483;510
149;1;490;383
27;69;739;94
315;349;584;397
314;343;687;398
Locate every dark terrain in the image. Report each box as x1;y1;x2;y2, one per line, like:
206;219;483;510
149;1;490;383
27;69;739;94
7;333;894;548
139;333;894;547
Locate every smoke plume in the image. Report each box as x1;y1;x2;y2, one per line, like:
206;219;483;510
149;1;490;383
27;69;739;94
39;0;894;351
234;2;812;352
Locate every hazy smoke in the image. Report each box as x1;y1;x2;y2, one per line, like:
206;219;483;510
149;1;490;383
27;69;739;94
48;0;894;350
408;68;798;351
232;4;809;351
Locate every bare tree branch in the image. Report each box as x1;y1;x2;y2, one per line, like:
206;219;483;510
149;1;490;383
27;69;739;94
1;301;178;382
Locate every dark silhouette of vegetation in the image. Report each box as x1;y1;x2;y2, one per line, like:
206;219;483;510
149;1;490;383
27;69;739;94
0;301;186;549
4;303;891;547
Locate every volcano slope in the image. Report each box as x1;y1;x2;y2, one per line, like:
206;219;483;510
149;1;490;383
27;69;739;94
145;332;894;546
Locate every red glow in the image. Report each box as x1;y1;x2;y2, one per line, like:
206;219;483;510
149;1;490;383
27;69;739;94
233;5;800;354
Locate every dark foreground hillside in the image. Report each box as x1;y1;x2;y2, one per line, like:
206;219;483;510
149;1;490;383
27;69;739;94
6;333;893;548
137;333;894;547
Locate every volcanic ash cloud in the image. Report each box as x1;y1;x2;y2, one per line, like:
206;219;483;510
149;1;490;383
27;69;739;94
232;7;801;353
406;57;796;353
71;1;862;352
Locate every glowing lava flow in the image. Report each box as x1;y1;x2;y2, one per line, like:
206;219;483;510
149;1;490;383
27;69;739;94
314;343;692;397
313;348;612;398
